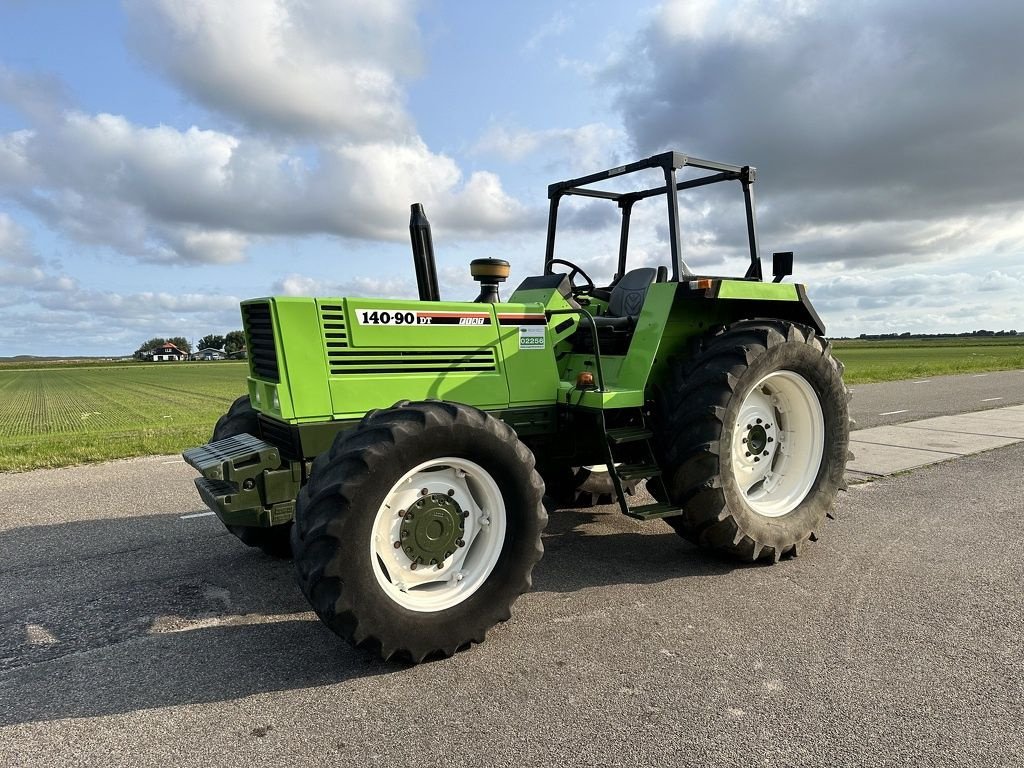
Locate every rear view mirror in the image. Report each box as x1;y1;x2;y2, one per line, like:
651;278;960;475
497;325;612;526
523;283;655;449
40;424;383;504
772;252;793;282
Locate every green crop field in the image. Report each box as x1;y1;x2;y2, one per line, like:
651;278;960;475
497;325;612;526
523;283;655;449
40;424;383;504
1;337;1022;472
833;336;1024;384
0;362;248;472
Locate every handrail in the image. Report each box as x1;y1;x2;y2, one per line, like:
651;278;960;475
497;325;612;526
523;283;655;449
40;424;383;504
546;307;606;394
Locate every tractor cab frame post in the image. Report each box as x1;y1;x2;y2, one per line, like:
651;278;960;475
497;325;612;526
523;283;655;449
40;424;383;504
543;151;763;283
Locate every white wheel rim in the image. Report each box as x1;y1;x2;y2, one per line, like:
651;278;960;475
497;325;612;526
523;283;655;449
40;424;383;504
731;370;824;518
369;457;507;612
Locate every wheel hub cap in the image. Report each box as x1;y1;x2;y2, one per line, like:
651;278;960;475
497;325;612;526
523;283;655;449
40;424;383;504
746;424;769;455
400;494;465;566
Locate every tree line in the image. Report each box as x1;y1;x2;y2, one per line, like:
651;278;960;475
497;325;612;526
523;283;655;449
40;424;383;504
852;329;1018;340
132;331;245;359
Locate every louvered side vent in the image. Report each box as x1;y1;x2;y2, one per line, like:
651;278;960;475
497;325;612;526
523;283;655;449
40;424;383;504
328;349;497;376
320;303;348;349
242;301;280;382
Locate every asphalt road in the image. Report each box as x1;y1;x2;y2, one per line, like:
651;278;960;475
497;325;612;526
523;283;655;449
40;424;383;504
848;368;1024;429
1;441;1022;766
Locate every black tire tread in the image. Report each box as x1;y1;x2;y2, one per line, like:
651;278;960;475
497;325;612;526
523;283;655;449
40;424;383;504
653;320;849;563
291;400;547;662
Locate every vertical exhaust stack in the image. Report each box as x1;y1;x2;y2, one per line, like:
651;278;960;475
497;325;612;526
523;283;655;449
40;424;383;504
409;203;441;302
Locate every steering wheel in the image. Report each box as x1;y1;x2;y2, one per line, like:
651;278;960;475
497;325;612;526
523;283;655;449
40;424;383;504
548;258;596;296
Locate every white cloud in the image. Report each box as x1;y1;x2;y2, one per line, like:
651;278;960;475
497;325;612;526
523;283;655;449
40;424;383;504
0;212;39;267
523;11;571;53
661;0;818;42
0;1;537;270
804;266;1024;336
473;122;625;169
611;0;1024;273
33;289;241;318
124;0;420;139
274;272;416;299
0;115;534;265
0;65;68;124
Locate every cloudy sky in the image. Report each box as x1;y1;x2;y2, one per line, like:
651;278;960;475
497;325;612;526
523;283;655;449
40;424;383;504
1;0;1022;356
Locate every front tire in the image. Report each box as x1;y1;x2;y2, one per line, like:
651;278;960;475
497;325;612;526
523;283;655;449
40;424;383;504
291;401;547;662
654;320;849;562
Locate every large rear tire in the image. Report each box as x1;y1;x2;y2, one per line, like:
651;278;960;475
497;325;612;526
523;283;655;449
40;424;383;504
210;395;293;558
291;401;547;662
653;320;849;562
538;464;639;508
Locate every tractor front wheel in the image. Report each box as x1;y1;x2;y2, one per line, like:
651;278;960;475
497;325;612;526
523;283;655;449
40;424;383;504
654;320;849;562
291;400;547;662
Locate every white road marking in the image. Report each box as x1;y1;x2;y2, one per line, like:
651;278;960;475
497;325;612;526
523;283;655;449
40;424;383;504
879;409;909;416
913;380;931;384
972;373;988;377
180;511;215;519
981;397;1003;402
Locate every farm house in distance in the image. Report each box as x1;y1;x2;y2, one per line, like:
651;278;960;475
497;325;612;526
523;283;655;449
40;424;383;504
150;342;188;362
191;347;226;361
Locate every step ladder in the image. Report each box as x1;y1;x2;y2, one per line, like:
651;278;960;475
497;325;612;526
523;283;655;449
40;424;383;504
601;412;685;522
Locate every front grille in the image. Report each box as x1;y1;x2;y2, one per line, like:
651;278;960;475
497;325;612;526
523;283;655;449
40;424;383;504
327;349;496;376
242;301;279;382
257;414;301;459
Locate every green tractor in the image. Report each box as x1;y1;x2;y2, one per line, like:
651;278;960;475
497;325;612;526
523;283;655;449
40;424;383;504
184;151;850;662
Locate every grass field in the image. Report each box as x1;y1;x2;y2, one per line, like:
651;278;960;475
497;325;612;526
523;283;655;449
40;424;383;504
1;337;1022;471
833;336;1024;384
0;362;247;472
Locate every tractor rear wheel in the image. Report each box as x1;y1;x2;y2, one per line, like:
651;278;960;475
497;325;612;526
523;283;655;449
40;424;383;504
291;400;547;662
538;464;638;508
653;320;849;562
210;395;293;558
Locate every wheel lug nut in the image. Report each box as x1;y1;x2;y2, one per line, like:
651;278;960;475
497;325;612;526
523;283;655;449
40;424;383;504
754;457;760;462
401;530;408;538
393;541;401;549
420;488;429;496
756;418;762;424
456;539;466;547
742;437;747;444
763;450;769;456
746;424;753;430
768;437;774;443
410;562;418;570
448;488;455;496
462;511;470;518
745;452;751;457
398;509;406;517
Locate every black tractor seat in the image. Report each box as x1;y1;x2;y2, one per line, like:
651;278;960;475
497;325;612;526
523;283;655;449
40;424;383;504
587;267;658;329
